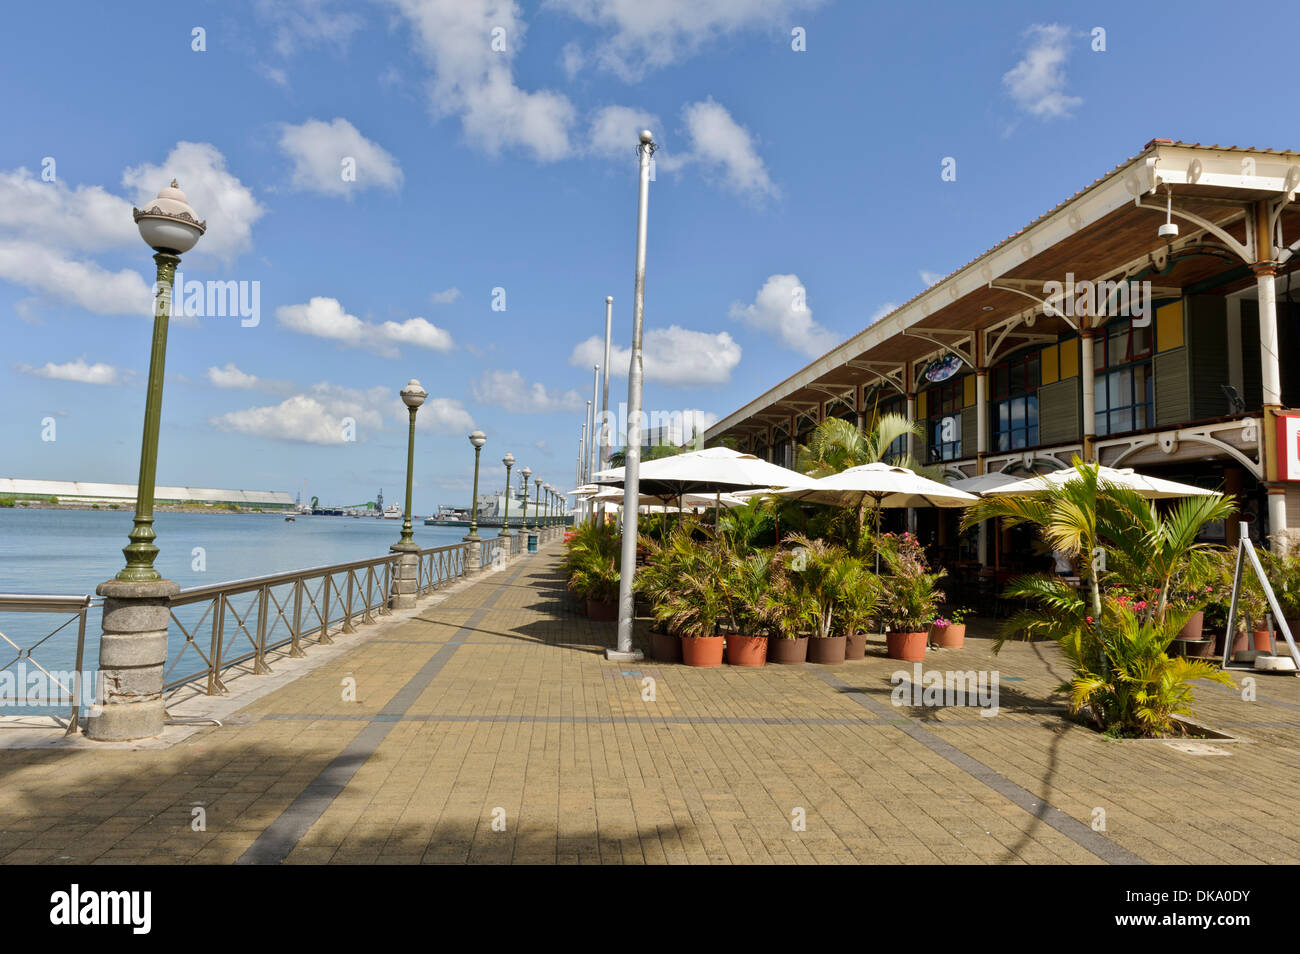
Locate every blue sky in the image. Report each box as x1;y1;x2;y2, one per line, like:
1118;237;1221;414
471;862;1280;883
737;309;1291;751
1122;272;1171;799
2;0;1293;512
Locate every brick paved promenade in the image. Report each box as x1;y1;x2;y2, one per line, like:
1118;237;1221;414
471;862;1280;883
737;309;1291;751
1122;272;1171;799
3;545;1299;864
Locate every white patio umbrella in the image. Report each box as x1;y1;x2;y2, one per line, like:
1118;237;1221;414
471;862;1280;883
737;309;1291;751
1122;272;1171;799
762;463;978;568
946;472;1021;495
588;488;743;511
592;446;815;496
983;465;1219;499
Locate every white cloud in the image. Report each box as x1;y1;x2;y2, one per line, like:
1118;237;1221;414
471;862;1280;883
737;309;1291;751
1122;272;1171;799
728;273;836;357
551;0;826;82
205;362;290;393
18;358;127;386
431;286;461;304
920;270;944;287
867;302;897;326
1003;24;1082;120
570;325;741;387
0;144;262;318
0;241;151;315
206;363;260;389
666;98;777;199
377;316;454;351
278;118;404;196
276;297;454;357
255;0;364;57
472;369;584;412
0;167;136;252
122;141;266;263
416;396;475;435
210;380;473;445
586;105;661;160
389;0;576;161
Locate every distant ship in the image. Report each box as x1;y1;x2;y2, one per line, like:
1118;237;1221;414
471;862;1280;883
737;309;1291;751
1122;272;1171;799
424;489;554;528
383;505;402;519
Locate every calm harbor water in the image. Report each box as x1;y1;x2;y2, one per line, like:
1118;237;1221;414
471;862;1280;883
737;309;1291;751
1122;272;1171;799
0;509;499;707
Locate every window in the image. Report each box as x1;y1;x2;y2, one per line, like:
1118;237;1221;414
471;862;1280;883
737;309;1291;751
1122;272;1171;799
1093;322;1153;436
865;392;908;461
925;379;963;461
991;351;1040;451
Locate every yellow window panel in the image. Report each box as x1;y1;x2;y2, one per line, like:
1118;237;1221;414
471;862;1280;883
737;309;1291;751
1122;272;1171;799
963;374;975;407
1059;338;1079;378
1041;345;1059;385
1157;300;1184;352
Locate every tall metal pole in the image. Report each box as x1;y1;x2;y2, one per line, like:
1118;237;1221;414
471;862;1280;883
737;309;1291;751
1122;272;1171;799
580;419;588;524
589;366;600;522
611;130;654;661
398;405;418;547
599;295;613;526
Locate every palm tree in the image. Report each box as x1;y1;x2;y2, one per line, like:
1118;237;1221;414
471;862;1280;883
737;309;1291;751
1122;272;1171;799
795;414;925;477
960;458;1237;736
605;443;682;469
794;414;936;543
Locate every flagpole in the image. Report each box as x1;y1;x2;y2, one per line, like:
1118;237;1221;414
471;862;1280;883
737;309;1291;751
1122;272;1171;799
610;130;654;661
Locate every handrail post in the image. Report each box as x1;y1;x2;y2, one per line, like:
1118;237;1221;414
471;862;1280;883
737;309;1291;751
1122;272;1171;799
320;573;334;644
254;584;271;674
290;577;306;657
208;595;227;695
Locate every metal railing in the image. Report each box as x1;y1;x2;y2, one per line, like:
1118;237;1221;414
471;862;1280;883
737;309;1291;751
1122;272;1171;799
165;542;482;696
0;593;92;735
2;539;503;724
482;535;509;571
416;543;468;595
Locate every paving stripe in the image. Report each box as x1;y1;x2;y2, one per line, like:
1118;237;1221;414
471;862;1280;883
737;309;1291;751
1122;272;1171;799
235;558;533;865
253;712;899;726
811;668;1148;866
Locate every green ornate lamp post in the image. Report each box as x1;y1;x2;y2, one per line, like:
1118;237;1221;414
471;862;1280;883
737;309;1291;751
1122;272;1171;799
534;477;543;533
500;452;515;536
117;181;206;582
394;380;427;550
89;180;205;741
520;465;532;531
465;430;486;540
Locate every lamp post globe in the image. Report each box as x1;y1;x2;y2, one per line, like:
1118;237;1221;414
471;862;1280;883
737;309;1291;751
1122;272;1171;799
116;180;206;583
394;379;427;550
520;466;532;531
465;430;487;540
500;452;515;536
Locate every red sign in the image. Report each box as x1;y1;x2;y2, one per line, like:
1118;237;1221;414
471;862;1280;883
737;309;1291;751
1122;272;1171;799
1278;415;1300;481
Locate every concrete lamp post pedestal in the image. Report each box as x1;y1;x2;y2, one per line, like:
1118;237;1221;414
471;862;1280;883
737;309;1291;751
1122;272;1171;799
389;543;420;609
86;578;179;740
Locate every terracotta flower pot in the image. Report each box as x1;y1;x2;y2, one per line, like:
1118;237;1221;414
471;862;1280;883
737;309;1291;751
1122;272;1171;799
1177;610;1204;640
767;635;809;665
929;623;966;649
586;598;617;621
681;635;724;668
724;634;767;667
1216;628;1250;657
649;629;681;663
1253;629;1273;652
886;631;928;662
845;633;868;660
807;634;846;665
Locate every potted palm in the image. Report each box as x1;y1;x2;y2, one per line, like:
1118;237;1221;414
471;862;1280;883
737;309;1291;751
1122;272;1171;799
782;535;858;665
839;563;883;660
928;607;969;649
766;563;811;665
652;541;728;667
876;532;944;661
720;549;775;667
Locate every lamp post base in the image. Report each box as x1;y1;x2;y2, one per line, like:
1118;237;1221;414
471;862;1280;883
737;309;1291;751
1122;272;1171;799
604;648;645;662
85;578;179;741
390;543;420;609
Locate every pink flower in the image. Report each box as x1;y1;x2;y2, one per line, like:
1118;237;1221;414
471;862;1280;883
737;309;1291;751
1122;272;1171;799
1135;600;1148;610
1086;616;1094;624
